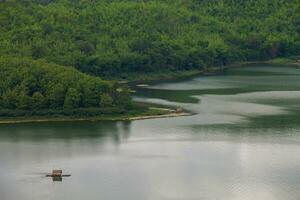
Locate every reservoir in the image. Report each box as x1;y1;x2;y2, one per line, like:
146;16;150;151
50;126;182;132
1;63;300;200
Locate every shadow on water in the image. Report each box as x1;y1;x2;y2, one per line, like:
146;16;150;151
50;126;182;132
0;120;132;144
1;63;300;200
182;112;300;146
52;176;62;182
134;63;300;104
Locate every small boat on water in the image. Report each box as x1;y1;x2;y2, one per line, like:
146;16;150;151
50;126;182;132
46;170;71;177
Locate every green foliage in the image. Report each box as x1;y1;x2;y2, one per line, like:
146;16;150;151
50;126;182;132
114;87;133;109
0;0;298;79
2;90;18;109
31;92;46;110
0;57;131;114
64;88;81;109
100;93;113;107
0;0;299;115
17;91;31;110
47;83;65;108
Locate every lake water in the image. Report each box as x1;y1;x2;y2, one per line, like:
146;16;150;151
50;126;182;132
1;63;300;200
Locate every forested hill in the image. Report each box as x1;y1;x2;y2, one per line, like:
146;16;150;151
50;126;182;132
0;57;132;114
0;0;299;79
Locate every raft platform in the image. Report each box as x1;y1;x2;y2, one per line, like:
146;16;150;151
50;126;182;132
46;170;71;177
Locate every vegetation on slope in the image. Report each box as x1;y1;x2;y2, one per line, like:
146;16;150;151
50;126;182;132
0;0;299;118
0;0;299;79
0;57;132;116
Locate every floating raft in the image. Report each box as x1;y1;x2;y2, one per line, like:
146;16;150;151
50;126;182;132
46;170;71;177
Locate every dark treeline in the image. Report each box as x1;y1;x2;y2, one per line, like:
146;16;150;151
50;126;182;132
0;0;299;78
0;57;131;115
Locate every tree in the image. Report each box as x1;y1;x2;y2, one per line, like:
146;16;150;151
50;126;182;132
2;90;18;109
99;93;113;107
64;88;81;109
16;91;31;110
76;40;95;55
114;87;132;109
31;92;45;110
22;74;38;96
47;84;65;108
82;79;99;107
31;44;48;59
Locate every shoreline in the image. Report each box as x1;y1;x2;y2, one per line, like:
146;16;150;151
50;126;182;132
126;67;226;86
0;56;297;125
127;56;300;85
129;112;192;120
0;111;192;124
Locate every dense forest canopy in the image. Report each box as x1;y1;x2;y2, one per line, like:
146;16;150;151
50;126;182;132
0;57;131;114
0;0;299;78
0;0;299;114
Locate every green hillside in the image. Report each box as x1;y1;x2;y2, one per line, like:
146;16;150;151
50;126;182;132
0;0;299;79
0;0;299;117
0;56;132;116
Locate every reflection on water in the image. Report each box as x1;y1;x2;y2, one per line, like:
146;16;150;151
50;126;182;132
0;121;131;141
1;63;300;200
52;176;62;182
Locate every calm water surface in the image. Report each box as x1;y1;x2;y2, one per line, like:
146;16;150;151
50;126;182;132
1;63;300;200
